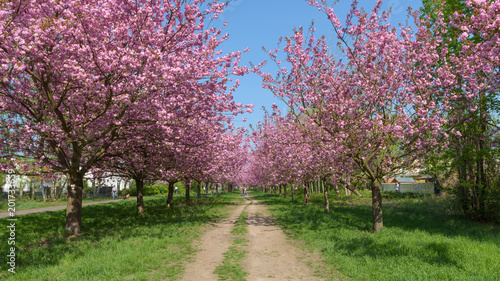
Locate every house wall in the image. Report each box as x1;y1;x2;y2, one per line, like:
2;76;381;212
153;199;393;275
381;182;434;194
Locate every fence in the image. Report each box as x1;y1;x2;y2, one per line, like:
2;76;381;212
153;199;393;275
381;182;434;194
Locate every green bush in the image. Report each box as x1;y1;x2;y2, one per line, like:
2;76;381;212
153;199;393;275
83;186;92;198
127;186;137;196
144;184;168;196
123;182;200;197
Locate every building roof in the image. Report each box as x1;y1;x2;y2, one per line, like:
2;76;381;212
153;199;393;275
395;177;416;183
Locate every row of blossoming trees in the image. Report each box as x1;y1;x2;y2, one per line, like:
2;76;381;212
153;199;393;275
0;0;251;234
245;0;499;231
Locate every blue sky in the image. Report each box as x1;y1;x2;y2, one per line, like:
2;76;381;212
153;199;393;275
214;0;422;132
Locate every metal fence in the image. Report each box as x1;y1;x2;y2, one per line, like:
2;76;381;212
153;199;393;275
381;182;434;194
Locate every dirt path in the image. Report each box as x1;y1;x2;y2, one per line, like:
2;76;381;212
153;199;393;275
182;196;326;281
182;199;252;281
0;198;135;219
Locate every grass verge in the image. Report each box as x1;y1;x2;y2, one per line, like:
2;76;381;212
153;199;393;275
251;190;500;281
215;205;250;281
0;192;243;280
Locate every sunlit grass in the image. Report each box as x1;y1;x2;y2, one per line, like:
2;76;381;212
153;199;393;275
251;190;500;281
0;192;242;280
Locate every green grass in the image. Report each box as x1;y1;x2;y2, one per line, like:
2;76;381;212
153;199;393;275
214;245;249;281
231;208;249;236
0;192;244;280
251;190;500;281
215;207;250;281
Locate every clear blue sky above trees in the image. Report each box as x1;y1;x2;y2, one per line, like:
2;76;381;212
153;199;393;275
215;0;422;131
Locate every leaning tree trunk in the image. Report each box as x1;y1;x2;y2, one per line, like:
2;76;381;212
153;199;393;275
371;178;383;232
167;181;174;208
185;179;191;204
135;177;145;215
65;172;84;234
349;186;363;197
322;178;329;214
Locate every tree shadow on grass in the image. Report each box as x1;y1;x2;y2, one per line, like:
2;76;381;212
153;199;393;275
251;192;500;245
332;235;460;268
0;195;230;273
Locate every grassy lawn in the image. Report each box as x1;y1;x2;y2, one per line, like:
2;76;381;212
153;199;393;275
251;190;500;281
0;191;244;280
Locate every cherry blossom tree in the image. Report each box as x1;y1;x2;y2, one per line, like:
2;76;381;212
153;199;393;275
255;0;499;231
0;0;247;233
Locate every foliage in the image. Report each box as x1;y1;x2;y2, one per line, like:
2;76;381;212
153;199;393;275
420;0;500;222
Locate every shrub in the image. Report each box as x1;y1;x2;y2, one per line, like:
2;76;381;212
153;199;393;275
127;186;137;196
144;184;168;196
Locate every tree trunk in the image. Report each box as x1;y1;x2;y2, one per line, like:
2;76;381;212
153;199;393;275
349;186;362;197
135;177;144;215
51;179;56;201
323;178;329;213
167;181;174;208
196;181;201;199
456;142;470;214
283;184;287;198
30;180;34;200
344;186;351;196
18;180;23;198
116;178;122;198
475;104;487;220
291;184;294;201
65;172;84;234
371;179;383;232
303;183;309;206
185;179;191;204
94;178;99;198
41;180;46;201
